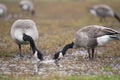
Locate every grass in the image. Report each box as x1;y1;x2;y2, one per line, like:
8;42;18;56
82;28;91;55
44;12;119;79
103;67;113;72
0;0;120;79
0;74;120;80
1;0;120;2
67;75;120;80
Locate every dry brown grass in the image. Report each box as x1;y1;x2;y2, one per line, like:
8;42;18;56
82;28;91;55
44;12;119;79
0;0;120;79
0;0;120;57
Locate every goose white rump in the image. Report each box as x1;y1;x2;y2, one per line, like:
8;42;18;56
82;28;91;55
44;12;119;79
97;35;112;46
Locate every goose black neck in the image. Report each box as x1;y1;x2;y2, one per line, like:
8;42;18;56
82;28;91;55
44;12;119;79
23;33;37;53
31;10;35;16
114;13;120;22
62;42;74;55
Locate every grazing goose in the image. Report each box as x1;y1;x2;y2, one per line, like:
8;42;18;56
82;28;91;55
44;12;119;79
0;4;7;17
10;19;43;60
53;25;120;61
19;0;35;15
89;5;120;22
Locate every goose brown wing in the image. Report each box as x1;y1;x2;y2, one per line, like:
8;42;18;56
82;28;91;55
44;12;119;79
86;26;119;38
96;7;109;14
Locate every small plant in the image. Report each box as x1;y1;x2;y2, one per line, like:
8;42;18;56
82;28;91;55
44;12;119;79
103;67;113;72
0;52;13;58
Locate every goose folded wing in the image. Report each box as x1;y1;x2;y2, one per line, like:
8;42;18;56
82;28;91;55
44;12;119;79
87;27;120;38
94;28;120;38
96;7;109;14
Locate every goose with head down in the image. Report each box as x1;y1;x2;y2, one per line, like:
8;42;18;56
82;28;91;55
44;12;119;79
53;25;120;61
10;19;43;60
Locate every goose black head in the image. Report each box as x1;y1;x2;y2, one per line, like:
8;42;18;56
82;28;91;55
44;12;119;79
53;42;74;61
19;4;23;8
34;49;44;61
53;51;64;61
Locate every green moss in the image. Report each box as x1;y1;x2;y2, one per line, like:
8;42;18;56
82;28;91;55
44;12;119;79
0;52;13;58
66;75;120;80
0;74;120;80
103;67;113;72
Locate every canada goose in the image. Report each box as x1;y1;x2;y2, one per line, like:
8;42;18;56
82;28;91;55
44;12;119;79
89;5;120;22
19;0;35;15
53;25;120;60
10;19;43;60
0;4;7;17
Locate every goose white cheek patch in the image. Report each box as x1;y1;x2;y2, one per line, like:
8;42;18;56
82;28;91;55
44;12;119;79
58;52;63;59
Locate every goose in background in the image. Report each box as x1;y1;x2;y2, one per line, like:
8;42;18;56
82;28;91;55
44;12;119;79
10;19;43;60
0;4;7;18
19;0;35;15
53;25;120;61
88;5;120;22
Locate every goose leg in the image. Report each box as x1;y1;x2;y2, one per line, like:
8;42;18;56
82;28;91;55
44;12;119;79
103;17;106;22
100;17;106;22
100;17;103;22
18;44;23;57
91;48;94;60
30;46;32;53
87;49;91;59
28;46;32;58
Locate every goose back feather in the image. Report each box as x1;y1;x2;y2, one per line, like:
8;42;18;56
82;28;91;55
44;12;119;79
11;19;38;45
92;5;114;17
